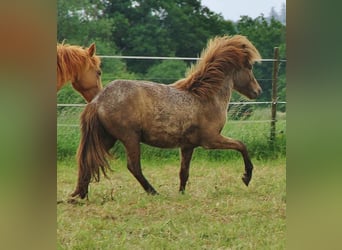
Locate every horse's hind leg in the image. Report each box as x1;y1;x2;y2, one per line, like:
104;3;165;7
123;137;158;195
179;147;194;193
204;135;253;186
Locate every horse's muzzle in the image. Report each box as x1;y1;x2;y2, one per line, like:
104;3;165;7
256;87;263;97
249;88;262;99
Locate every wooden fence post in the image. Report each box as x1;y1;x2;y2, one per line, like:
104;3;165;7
270;47;279;147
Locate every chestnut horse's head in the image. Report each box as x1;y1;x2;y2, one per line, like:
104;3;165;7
71;43;102;102
57;43;102;102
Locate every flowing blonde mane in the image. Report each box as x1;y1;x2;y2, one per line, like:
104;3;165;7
172;35;261;99
57;42;101;88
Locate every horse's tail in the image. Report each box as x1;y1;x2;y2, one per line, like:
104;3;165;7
71;102;112;199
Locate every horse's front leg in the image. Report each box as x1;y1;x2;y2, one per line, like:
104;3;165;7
179;147;194;193
203;135;253;186
123;137;158;195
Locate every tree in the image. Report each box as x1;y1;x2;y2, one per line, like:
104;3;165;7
57;0;113;45
102;0;235;73
269;7;279;21
145;60;187;84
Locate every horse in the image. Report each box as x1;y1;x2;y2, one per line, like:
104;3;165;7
71;35;262;199
57;42;102;102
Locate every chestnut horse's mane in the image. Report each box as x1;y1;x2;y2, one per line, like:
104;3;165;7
57;42;101;85
172;35;261;99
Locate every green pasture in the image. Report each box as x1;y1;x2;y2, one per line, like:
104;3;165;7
57;107;286;249
57;157;285;249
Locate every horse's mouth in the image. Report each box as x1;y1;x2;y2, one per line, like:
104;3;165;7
250;88;262;99
246;91;260;99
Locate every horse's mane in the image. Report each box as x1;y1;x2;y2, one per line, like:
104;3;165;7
172;35;261;99
57;42;101;85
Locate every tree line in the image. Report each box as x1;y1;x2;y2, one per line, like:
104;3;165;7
57;0;286;106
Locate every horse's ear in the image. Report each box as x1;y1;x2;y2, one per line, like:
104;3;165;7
88;43;96;57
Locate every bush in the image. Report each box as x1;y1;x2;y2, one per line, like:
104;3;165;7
145;60;187;84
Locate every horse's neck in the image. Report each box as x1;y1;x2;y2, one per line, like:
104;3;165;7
216;77;233;106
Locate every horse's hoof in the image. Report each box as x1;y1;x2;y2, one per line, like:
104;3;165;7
67;198;79;204
70;190;79;198
146;188;159;195
71;189;88;199
241;175;251;186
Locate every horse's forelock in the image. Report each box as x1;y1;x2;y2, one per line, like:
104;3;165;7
215;35;261;67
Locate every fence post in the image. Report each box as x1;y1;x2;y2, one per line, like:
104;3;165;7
270;47;279;147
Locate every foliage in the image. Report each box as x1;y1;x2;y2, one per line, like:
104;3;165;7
57;0;113;45
57;84;85;104
145;60;187;84
100;0;234;73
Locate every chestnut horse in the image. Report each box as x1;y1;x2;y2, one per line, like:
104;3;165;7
71;35;262;199
57;42;102;102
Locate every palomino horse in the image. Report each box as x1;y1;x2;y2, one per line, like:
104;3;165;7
71;35;262;199
57;42;102;102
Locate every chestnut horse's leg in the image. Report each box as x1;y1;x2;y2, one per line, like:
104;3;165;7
179;147;194;193
204;135;253;186
122;137;158;195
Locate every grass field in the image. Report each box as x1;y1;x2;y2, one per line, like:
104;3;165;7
57;157;286;249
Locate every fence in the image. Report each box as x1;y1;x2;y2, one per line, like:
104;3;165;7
57;48;286;152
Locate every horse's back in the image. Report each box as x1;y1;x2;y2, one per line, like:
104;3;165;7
95;80;202;148
97;79;197;113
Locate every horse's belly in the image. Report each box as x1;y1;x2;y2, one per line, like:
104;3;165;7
142;137;179;148
141;124;198;148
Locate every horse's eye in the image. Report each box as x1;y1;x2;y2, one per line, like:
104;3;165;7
97;70;102;76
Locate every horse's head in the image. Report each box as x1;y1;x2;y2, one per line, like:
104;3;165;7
232;61;262;99
71;43;103;102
